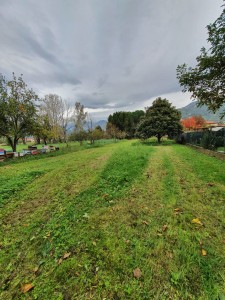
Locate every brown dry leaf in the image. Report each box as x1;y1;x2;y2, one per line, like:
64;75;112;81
142;220;149;225
20;283;34;293
192;218;203;226
162;225;168;232
63;252;71;259
201;249;207;256
174;208;180;211
167;252;173;259
23;224;29;227
58;258;63;265
33;266;39;273
102;194;109;199
125;240;130;244
133;267;142;279
174;208;182;215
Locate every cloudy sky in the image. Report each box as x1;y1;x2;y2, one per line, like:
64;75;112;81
0;0;223;120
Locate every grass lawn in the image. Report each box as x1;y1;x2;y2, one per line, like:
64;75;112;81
217;146;225;152
0;141;93;152
0;140;224;299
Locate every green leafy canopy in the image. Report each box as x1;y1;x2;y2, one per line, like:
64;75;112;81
177;7;225;117
0;73;38;151
136;97;182;142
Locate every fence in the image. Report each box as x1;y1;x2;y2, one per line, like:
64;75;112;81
183;128;225;151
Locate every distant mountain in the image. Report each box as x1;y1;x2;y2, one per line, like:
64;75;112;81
67;120;107;132
95;120;107;130
179;101;225;122
84;120;107;131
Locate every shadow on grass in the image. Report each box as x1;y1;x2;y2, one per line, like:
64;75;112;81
132;138;176;147
0;140;115;167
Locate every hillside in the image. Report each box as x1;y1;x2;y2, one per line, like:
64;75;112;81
179;101;225;121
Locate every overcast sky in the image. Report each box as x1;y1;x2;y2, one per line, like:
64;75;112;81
0;0;223;120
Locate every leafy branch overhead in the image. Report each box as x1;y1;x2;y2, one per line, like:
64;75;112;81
177;7;225;117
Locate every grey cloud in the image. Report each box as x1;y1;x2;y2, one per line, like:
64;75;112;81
97;76;108;88
0;0;223;119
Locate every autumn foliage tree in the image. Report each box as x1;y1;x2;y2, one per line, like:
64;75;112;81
181;115;206;131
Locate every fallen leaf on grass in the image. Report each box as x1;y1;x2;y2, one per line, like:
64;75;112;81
43;232;51;239
33;266;39;274
142;220;149;225
192;218;203;226
133;268;142;279
207;182;214;187
166;252;173;259
162;225;168;231
201;249;207;256
63;252;71;259
58;258;63;265
20;283;34;293
83;213;89;219
174;208;182;214
92;241;97;246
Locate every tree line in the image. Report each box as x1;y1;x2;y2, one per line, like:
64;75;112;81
107;98;182;143
0;73;106;151
0;72;183;152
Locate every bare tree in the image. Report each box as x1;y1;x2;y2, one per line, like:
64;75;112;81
71;102;87;133
41;94;74;143
70;102;88;145
61;101;72;143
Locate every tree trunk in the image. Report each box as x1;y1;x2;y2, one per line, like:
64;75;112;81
157;135;161;143
13;137;19;152
7;137;14;151
36;137;41;144
6;137;18;152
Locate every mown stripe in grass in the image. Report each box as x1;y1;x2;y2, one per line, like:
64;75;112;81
0;142;154;299
161;153;180;206
0;170;45;207
40;143;153;256
159;145;225;299
0;145;118;225
173;144;225;184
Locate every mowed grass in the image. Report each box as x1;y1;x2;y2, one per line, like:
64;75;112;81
0;140;225;299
